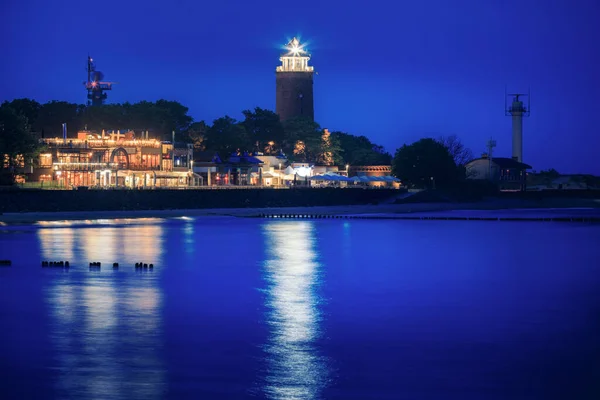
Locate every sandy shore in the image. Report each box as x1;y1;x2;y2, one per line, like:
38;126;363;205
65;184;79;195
1;197;599;224
0;203;466;223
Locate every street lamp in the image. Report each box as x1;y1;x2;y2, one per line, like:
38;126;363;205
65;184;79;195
346;164;349;176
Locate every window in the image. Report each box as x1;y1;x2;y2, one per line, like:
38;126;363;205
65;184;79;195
39;154;53;167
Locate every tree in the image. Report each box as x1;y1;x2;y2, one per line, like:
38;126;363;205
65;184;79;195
241;108;284;154
438;135;473;166
154;99;193;138
185;121;209;150
78;103;126;132
282;116;323;162
537;168;561;186
318;129;343;165
36;101;80;137
0;104;41;184
125;100;192;139
538;168;560;179
75;100;195;140
3;99;41;131
204;116;250;157
331;131;392;165
392;138;459;188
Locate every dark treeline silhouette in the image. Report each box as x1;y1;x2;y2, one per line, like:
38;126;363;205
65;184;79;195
1;98;483;188
0;98;392;166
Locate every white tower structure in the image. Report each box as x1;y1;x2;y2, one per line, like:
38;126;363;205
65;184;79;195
486;137;497;181
505;90;530;163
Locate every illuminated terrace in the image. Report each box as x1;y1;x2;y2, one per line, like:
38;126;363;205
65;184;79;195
41;138;162;149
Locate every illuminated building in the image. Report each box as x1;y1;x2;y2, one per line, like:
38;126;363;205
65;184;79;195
190;151;220;186
276;37;315;121
191;151;275;186
32;130;197;188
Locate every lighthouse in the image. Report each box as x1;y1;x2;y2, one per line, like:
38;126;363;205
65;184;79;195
505;91;530;163
276;37;315;121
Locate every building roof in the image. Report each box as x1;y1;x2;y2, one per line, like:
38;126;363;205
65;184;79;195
469;157;532;170
193;151;221;163
256;155;288;166
225;153;264;165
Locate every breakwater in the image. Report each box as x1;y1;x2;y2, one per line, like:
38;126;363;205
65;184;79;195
0;188;397;213
256;213;600;223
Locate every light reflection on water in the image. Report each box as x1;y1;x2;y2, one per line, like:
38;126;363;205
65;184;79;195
261;221;329;399
39;222;166;399
38;221;163;265
0;217;593;399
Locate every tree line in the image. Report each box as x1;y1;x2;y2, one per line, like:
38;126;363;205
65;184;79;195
0;99;392;165
1;98;475;187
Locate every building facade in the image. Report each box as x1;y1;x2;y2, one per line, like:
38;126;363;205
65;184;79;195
31;131;195;188
348;165;395;188
466;156;531;191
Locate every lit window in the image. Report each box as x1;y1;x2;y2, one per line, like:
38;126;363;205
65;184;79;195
39;154;53;167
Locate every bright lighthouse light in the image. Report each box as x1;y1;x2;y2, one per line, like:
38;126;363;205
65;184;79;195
286;37;305;56
291;38;300;55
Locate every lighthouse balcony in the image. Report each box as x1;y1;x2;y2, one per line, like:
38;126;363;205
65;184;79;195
276;65;314;72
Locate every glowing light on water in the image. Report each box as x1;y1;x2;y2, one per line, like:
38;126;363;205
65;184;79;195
261;221;329;399
38;227;75;261
39;219;167;398
37;222;164;266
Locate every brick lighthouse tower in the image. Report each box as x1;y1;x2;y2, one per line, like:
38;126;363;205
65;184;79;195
276;37;315;121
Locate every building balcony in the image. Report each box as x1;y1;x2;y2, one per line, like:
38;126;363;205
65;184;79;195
129;165;161;171
53;162;118;172
41;138;162;149
51;162;165;172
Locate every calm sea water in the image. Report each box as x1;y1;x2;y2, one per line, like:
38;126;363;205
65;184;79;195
1;217;599;399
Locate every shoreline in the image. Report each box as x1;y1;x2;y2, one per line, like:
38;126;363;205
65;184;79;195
2;198;599;224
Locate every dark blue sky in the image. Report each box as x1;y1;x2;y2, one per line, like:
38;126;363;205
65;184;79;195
2;0;599;173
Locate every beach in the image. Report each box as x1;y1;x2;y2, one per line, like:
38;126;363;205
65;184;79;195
2;196;599;223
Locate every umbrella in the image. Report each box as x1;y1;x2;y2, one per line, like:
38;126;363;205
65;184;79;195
310;174;332;181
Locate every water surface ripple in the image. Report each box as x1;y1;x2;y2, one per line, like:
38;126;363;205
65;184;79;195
0;217;599;399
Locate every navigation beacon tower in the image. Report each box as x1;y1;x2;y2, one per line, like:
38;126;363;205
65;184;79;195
84;55;116;106
276;37;315;121
505;89;530;163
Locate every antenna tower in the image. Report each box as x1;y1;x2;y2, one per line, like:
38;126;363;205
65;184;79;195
84;55;117;106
